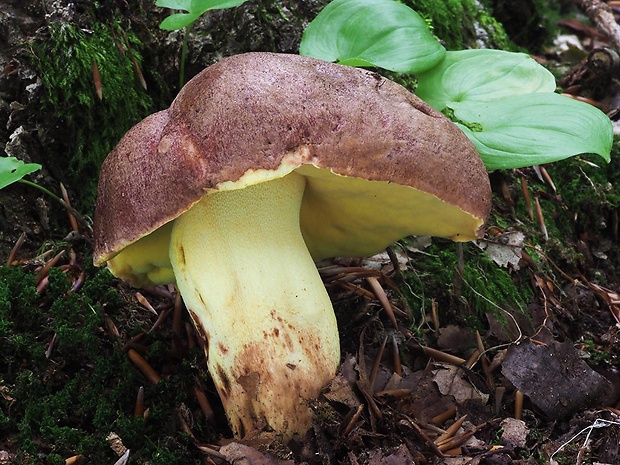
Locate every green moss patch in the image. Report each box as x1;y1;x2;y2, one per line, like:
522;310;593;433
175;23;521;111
0;264;211;463
406;0;512;50
402;240;533;330
31;22;158;212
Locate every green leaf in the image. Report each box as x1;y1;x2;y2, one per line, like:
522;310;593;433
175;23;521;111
157;0;247;30
300;0;445;74
159;12;201;30
190;0;247;11
417;49;557;111
450;93;613;170
0;157;42;190
155;0;191;10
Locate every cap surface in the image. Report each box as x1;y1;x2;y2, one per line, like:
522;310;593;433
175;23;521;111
94;52;491;267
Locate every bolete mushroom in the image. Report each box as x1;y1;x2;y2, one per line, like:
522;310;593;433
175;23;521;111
93;52;491;439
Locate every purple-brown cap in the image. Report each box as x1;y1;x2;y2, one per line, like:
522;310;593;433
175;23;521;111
94;52;491;279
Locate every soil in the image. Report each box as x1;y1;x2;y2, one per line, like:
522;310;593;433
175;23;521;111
1;1;619;464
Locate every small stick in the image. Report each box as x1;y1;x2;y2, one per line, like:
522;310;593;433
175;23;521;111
520;176;534;221
437;430;474;453
391;335;402;377
476;331;494;391
69;270;86;293
36;276;49;294
431;299;440;332
92;61;103;100
36;250;65;283
435;415;467;445
65;455;84;465
7;231;26;266
465;348;481;369
177;407;195;438
514;390;524;420
430;406;457;426
374;388;414;398
128;349;161;384
385;246;404;279
148;307;172;334
134;386;145;418
136;292;158;316
131;55;147;90
367;276;398;330
60;183;79;232
342;403;365;436
500;178;514;207
45;333;57;359
17;179;91;234
534;196;548;241
194;386;215;422
369;336;388;390
121;333;145;352
411;343;466;366
194;444;227;461
402;416;445;458
539;166;556;192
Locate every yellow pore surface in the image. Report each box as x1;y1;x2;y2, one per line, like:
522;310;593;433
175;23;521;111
106;164;484;286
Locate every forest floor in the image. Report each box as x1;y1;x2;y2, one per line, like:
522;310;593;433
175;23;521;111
1;2;620;465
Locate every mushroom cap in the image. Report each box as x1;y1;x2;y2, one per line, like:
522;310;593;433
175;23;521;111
94;52;490;269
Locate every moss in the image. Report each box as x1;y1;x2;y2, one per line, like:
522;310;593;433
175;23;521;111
30;21;160;212
481;0;560;53
404;0;513;50
507;138;620;277
402;239;532;330
0;263;210;463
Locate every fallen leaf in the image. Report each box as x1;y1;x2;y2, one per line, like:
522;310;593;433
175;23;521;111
433;364;490;405
502;339;614;417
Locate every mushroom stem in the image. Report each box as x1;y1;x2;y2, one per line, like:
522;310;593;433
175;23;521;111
169;172;340;438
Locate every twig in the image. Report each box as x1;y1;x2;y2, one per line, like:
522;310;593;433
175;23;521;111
60;182;79;232
578;0;620;52
17;179;91;234
514;390;524;420
128;349;161;384
6;231;26;266
134;386;145;418
366;276;398;330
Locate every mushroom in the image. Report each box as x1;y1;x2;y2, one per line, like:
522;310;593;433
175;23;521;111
93;52;491;439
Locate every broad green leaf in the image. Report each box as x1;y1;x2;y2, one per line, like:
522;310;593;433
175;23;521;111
300;0;445;74
190;0;247;11
450;93;613;170
156;0;191;11
158;0;247;30
159;12;202;30
417;49;556;111
0;157;42;190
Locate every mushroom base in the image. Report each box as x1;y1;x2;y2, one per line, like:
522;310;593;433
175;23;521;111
169;173;340;439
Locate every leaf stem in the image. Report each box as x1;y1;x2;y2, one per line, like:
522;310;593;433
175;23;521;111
179;22;195;89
